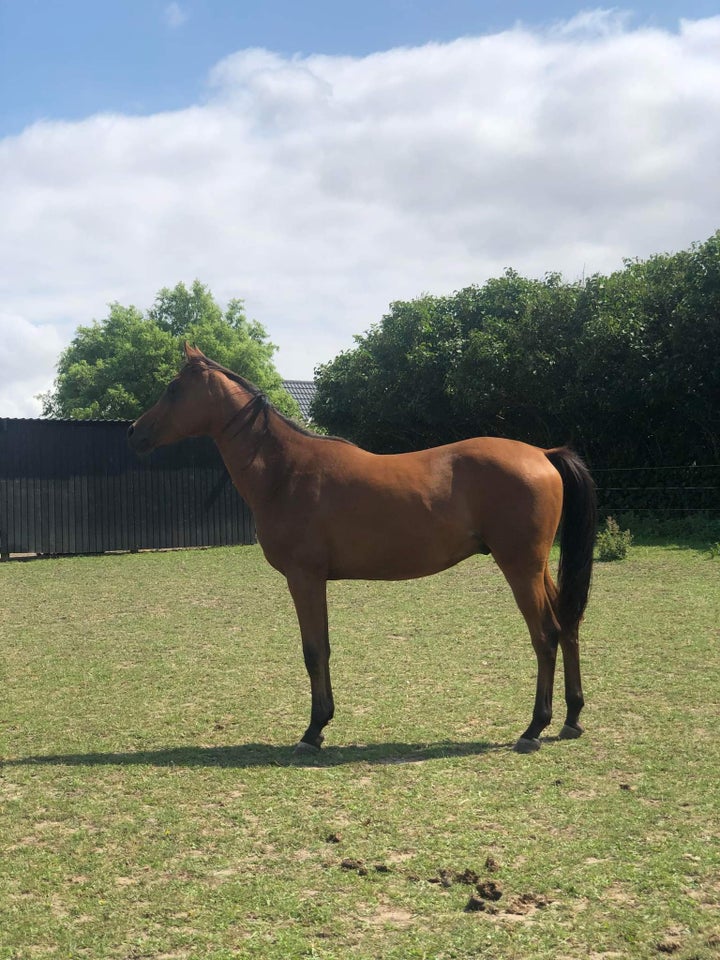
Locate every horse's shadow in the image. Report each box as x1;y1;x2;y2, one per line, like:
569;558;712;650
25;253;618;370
2;738;526;770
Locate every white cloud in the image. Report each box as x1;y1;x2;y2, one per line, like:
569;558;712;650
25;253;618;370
1;13;719;415
0;313;65;416
164;3;188;29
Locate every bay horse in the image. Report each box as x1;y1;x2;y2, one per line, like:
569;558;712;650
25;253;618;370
128;344;596;754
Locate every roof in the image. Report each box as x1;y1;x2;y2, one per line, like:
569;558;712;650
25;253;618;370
1;380;318;426
282;380;316;421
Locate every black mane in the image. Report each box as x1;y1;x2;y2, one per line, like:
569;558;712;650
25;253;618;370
190;356;354;446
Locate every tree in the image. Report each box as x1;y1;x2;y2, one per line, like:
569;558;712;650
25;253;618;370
313;233;720;466
41;281;300;420
313;273;582;453
312;294;465;451
448;270;581;448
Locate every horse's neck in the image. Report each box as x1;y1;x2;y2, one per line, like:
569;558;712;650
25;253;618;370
213;394;296;511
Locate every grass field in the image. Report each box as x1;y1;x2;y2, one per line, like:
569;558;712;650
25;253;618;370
1;542;719;959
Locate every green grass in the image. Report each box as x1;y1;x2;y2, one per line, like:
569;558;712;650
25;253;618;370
1;544;719;959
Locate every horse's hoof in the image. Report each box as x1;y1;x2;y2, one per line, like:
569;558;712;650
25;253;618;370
513;737;541;754
293;735;324;754
558;723;584;740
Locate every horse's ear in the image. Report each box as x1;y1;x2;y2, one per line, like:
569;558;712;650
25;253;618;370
183;342;206;361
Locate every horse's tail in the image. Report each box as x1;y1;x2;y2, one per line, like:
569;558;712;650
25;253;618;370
545;447;597;631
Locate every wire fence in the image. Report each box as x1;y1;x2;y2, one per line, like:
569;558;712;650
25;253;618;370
594;463;720;520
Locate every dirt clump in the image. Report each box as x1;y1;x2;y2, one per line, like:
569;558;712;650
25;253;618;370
339;857;390;877
476;880;503;901
655;936;682;954
428;867;483;887
464;894;499;913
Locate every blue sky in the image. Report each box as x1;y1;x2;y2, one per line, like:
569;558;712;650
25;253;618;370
1;2;719;413
2;0;717;135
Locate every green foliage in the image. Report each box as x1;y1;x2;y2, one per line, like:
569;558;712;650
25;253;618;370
312;295;465;451
614;510;720;544
596;516;633;562
41;281;300;420
312;232;720;466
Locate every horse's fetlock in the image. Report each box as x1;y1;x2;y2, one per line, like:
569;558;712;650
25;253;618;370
534;708;552;730
567;692;584;715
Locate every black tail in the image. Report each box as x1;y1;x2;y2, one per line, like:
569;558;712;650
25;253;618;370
545;447;597;631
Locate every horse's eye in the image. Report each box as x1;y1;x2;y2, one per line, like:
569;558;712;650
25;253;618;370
167;380;180;399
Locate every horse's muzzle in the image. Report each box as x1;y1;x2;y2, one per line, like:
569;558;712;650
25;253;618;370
127;423;154;456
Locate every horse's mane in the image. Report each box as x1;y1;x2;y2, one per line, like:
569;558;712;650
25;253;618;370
189;355;355;446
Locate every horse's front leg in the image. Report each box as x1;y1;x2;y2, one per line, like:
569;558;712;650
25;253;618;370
286;571;334;752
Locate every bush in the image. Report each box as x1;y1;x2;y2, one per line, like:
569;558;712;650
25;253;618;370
596;516;633;562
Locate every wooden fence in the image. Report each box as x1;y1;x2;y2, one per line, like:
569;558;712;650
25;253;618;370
0;419;255;557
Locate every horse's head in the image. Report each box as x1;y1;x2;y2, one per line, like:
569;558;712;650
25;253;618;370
128;343;216;455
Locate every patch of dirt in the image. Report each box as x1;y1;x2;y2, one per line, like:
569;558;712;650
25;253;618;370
465;889;551;918
366;905;414;928
114;876;140;887
504;892;551;915
603;883;639;907
386;850;416;865
292;848;316;862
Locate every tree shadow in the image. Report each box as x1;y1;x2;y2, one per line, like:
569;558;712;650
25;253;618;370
3;738;518;770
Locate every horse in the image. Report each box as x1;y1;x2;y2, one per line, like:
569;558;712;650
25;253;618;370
128;343;596;755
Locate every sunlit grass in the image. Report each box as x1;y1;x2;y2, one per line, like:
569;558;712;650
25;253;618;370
1;544;718;958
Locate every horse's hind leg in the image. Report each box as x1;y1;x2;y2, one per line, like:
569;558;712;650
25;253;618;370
500;564;561;753
558;625;585;739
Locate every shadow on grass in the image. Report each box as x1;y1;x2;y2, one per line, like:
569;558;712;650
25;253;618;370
4;739;519;770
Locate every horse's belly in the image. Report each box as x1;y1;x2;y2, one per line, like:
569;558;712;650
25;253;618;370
326;523;480;581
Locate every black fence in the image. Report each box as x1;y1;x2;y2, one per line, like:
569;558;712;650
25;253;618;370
0;419;255;557
2;418;717;558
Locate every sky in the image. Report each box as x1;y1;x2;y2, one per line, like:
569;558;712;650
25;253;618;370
1;1;719;416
